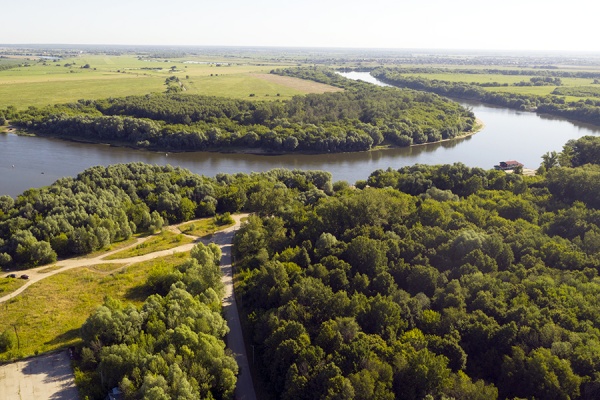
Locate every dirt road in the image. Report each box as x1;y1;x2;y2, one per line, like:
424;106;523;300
0;214;257;400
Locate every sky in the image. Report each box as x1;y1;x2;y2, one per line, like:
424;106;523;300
2;0;598;52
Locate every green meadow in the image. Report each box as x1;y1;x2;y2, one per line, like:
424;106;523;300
401;71;599;100
0;253;188;361
0;54;337;109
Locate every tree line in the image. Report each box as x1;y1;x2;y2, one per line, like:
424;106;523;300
5;69;475;153
231;136;600;399
0;164;332;269
362;66;600;79
371;68;600;126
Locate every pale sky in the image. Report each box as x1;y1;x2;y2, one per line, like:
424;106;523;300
2;0;598;52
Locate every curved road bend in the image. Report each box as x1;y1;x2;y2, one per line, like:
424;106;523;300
0;215;257;400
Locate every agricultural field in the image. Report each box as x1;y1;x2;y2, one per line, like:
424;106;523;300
401;71;599;100
0;54;339;109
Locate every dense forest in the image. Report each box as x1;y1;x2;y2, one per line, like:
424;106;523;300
371;68;600;126
231;136;600;399
0;164;332;269
5;137;600;398
4;69;475;153
76;242;237;399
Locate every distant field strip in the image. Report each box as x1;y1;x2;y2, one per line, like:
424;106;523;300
253;73;343;93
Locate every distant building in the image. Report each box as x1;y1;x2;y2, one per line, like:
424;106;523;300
494;160;523;170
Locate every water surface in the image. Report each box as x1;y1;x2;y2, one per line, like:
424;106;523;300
1;73;598;198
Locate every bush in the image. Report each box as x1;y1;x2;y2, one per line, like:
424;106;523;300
214;212;234;226
0;330;15;353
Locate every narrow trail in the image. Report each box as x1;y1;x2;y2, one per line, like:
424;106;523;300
0;215;242;304
0;213;257;399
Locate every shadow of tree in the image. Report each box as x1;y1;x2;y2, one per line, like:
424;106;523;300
43;328;79;347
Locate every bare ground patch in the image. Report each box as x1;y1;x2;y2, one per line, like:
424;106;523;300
252;73;343;94
0;350;79;399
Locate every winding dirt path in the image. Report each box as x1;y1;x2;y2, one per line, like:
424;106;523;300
0;215;244;304
0;213;257;399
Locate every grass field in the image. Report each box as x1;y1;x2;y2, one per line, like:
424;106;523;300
0;278;25;296
0;253;188;361
179;217;235;238
0;54;339;109
402;71;598;100
103;230;193;260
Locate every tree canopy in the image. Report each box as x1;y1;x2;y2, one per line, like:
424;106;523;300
7;68;475;153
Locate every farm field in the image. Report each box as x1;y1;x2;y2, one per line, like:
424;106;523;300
400;71;599;100
0;54;338;109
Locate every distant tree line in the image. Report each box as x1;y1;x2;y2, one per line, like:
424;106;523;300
232;136;600;399
552;86;600;98
6;69;475;153
364;66;600;79
372;68;600;126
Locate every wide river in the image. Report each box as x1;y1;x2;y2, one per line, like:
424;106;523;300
1;72;599;198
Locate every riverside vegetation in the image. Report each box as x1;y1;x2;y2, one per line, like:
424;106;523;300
2;136;600;398
230;136;600;399
3;68;475;153
371;67;600;128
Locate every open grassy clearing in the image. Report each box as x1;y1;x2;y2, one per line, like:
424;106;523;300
179;217;235;238
0;278;25;296
0;76;165;109
103;230;193;260
399;71;598;100
253;73;344;93
0;253;188;361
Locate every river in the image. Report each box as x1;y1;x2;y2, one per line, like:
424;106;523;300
1;72;599;198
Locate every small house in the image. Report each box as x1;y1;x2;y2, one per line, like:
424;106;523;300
494;160;523;170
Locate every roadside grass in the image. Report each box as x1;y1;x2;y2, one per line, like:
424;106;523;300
103;230;193;260
179;217;235;238
0;253;188;361
38;265;62;273
0;278;25;296
83;235;143;259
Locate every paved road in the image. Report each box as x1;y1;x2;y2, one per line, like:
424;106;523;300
0;214;257;400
